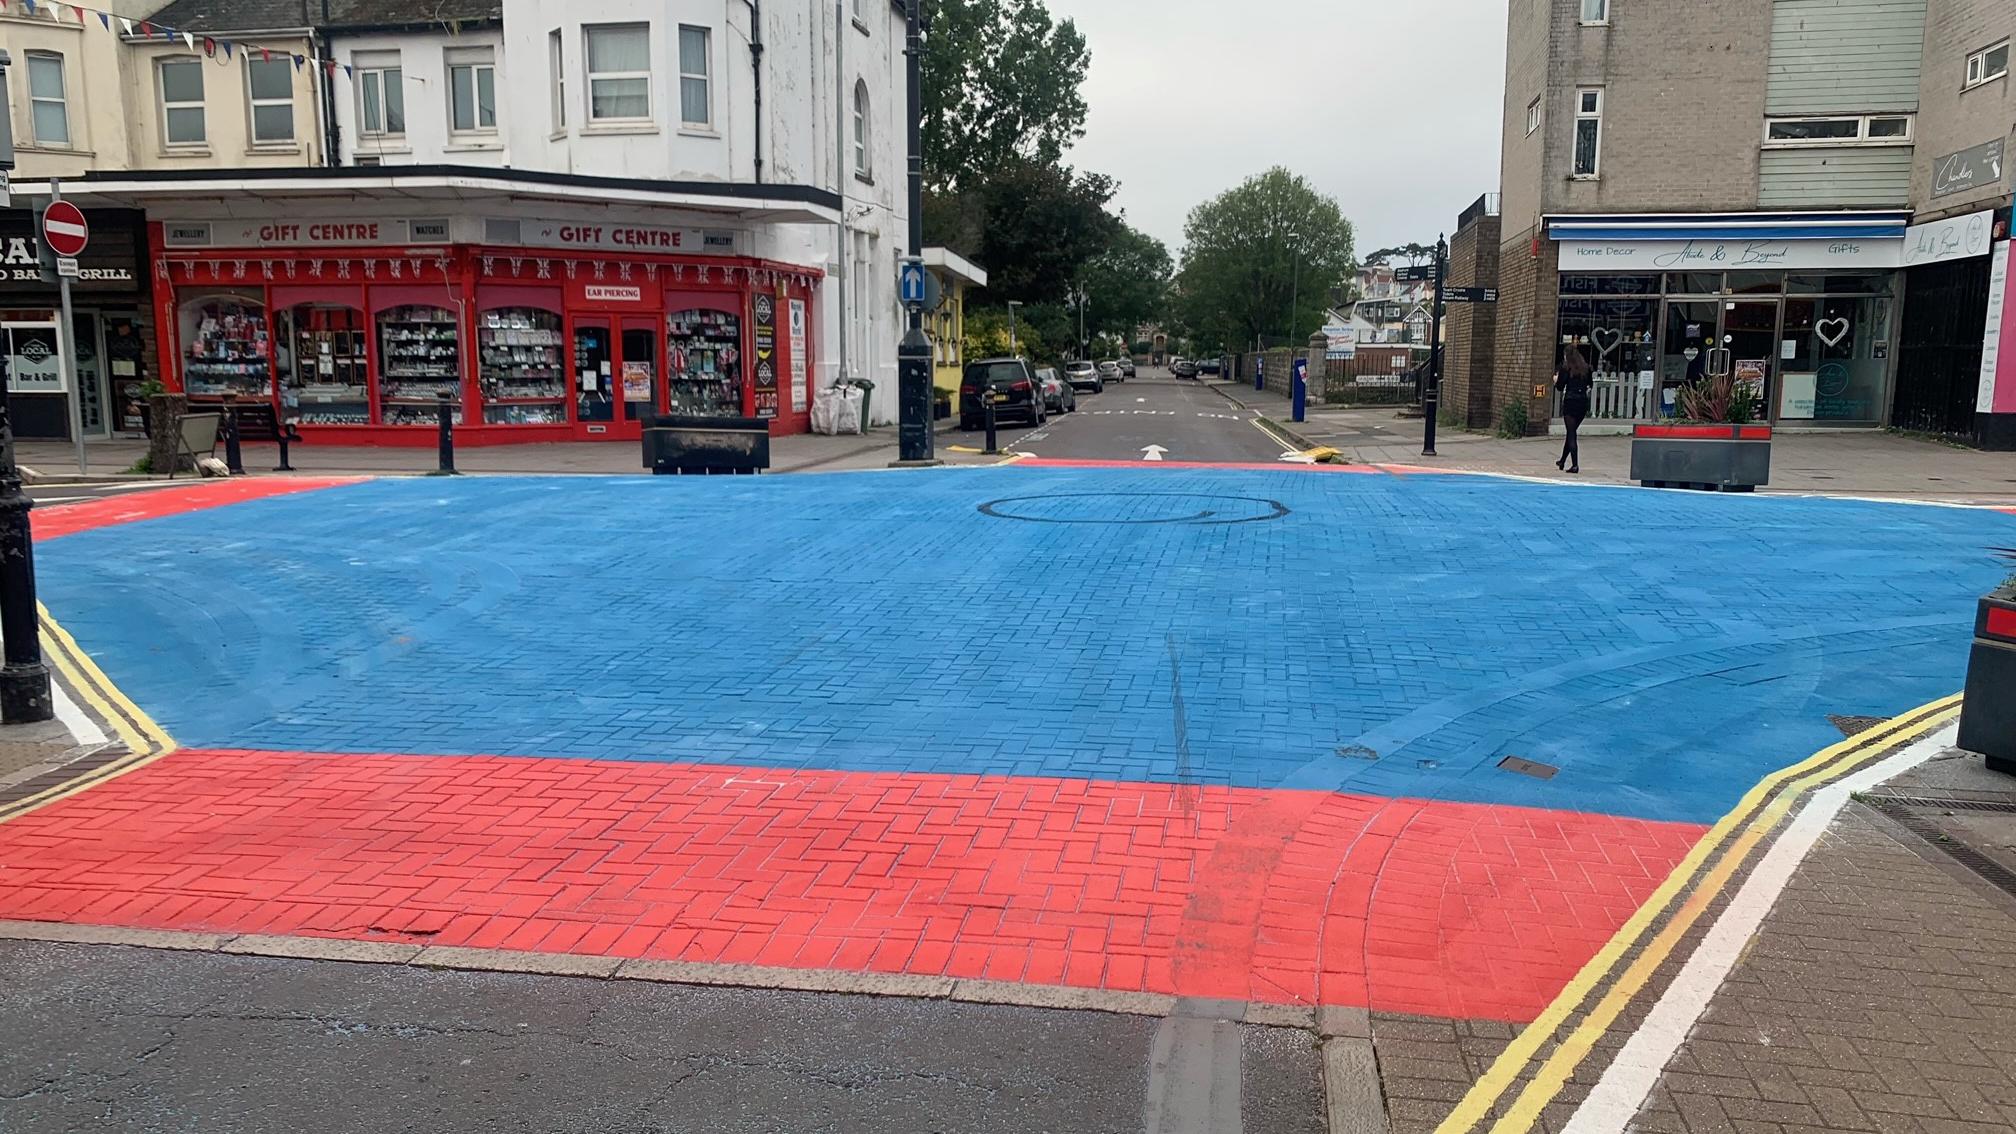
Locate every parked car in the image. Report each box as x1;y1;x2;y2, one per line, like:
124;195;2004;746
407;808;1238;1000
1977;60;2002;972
959;357;1046;429
1197;357;1222;375
1039;367;1077;414
1118;358;1137;378
1171;358;1199;379
1065;360;1103;393
1097;360;1122;384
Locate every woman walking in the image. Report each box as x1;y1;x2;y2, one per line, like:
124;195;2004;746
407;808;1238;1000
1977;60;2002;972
1554;347;1594;474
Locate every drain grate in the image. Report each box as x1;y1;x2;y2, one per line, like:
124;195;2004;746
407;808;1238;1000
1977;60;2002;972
1860;794;2016;814
1498;756;1559;780
1866;798;2016;902
1828;714;1890;737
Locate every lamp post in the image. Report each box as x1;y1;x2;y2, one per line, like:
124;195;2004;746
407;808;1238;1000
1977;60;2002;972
0;49;53;725
892;0;938;465
1070;286;1088;359
1006;300;1022;355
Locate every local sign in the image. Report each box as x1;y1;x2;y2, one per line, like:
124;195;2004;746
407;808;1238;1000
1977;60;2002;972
41;200;89;258
1392;264;1436;282
1443;287;1497;303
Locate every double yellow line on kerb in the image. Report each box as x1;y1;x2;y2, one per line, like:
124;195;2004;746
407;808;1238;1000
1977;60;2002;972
0;607;177;824
1437;692;1963;1134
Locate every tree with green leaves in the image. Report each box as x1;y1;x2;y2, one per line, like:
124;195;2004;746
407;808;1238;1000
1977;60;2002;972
1175;168;1356;350
927;158;1118;305
1078;224;1173;346
1361;243;1435;267
922;0;1090;193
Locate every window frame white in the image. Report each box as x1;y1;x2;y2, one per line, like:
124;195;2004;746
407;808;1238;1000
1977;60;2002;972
157;56;207;148
244;56;297;145
1525;94;1540;136
677;24;711;128
446;48;499;135
1571;87;1602;178
1964;40;2009;90
354;58;404;140
853;79;871;180
549;28;567;133
1761;113;1915;147
583;23;652;125
24;50;71;148
1579;0;1608;25
852;0;870;34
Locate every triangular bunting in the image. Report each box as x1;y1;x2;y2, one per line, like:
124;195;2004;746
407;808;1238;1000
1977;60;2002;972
202;36;215;57
23;0;38;15
221;40;233;60
120;16;135;34
182;31;195;50
342;64;354;77
292;54;305;71
138;19;152;34
98;9;110;28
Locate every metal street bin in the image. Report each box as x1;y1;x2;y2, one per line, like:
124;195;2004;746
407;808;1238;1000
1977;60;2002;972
641;415;771;475
844;379;875;434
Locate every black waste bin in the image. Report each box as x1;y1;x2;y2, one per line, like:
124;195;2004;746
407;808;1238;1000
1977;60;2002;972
1959;585;2016;776
642;415;771;475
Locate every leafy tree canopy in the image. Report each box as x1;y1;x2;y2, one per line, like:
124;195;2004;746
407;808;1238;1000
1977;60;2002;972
923;0;1090;193
1078;223;1173;347
926;158;1119;306
1361;243;1435;267
1175;168;1356;350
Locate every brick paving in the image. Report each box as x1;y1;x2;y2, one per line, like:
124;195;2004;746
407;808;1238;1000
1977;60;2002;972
1624;805;2016;1134
1217;383;2016;504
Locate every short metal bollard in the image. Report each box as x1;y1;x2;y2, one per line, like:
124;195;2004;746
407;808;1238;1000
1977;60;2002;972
274;421;299;472
220;392;245;475
436;390;456;474
1958;585;2016;776
983;391;999;455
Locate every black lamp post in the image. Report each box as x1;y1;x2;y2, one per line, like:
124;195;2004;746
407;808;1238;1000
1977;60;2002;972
0;49;54;725
893;0;939;465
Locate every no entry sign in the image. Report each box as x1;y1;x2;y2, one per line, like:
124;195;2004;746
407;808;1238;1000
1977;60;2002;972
41;201;89;258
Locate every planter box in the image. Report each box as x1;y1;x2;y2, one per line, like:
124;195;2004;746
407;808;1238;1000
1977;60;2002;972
641;415;771;475
1958;587;2016;776
1629;424;1772;492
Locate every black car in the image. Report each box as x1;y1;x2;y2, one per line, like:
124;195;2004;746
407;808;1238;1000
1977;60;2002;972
1171;358;1199;379
1197;358;1222;375
960;357;1046;428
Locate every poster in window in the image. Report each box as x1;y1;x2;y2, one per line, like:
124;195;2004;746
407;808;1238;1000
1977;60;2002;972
1734;359;1767;403
789;299;808;413
622;360;653;402
753;293;778;418
3;325;65;393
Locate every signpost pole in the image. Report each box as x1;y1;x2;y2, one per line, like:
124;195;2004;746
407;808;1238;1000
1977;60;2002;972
48;181;86;476
1422;234;1447;458
0;57;53;725
892;0;937;466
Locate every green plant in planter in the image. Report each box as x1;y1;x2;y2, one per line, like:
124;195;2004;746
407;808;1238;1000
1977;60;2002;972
138;378;166;398
1674;372;1760;424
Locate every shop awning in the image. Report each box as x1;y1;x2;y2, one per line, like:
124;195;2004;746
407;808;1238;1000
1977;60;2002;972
922;247;988;288
9;165;843;226
1545;210;1912;241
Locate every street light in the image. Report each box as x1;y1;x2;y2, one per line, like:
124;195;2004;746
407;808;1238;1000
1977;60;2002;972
1070;286;1088;359
1006;300;1022;355
893;0;938;465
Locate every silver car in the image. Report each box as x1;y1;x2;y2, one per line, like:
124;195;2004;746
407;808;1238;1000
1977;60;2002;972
1065;360;1103;393
1038;367;1078;414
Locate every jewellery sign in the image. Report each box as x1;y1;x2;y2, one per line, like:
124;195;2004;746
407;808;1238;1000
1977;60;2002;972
1900;209;1996;268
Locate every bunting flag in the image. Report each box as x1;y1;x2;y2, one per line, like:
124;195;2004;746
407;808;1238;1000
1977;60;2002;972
22;0;37;15
262;48;272;62
221;41;233;60
117;15;131;33
292;54;305;71
203;36;216;57
97;8;109;28
182;31;195;50
22;0;356;88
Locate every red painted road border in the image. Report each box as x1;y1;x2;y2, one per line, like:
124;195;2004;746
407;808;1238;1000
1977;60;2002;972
33;478;367;541
0;747;1703;1022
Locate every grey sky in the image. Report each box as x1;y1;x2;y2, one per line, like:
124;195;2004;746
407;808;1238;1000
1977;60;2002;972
1058;0;1507;261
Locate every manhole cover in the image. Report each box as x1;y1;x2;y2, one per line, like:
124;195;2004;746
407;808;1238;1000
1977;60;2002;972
978;493;1290;525
1498;756;1558;780
1828;714;1890;737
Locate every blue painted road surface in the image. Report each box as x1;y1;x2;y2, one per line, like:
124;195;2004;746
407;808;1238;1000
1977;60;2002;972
40;468;2015;825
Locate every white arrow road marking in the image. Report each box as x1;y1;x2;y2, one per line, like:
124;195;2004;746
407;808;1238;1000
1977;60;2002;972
1136;397;1147;403
1142;445;1168;461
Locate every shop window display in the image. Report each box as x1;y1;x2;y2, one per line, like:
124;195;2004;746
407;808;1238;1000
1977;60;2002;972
666;308;742;417
1555;275;1657;420
479;307;566;425
1779;296;1893;423
180;290;272;399
377;304;462;425
279;304;370;425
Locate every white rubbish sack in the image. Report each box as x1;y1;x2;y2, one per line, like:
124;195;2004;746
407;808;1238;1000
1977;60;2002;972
811;385;865;435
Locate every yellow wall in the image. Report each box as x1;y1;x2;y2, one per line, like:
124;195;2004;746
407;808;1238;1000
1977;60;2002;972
930;273;967;407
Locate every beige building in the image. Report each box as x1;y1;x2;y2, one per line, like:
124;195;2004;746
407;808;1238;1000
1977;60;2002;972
1479;0;2013;447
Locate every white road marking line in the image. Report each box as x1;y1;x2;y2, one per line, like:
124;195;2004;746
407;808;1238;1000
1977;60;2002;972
1557;723;1958;1134
53;680;109;746
1141;445;1168;461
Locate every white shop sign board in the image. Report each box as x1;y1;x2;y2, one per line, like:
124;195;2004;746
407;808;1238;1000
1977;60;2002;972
1558;238;1903;272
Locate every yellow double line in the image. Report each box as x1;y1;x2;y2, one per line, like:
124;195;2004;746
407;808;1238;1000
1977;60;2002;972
1437;692;1963;1134
0;607;177;824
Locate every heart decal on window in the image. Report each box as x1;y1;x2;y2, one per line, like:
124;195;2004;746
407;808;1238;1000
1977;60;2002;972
1816;317;1851;348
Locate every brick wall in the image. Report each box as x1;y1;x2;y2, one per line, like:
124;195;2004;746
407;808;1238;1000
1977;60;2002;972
1492;225;1557;437
1911;0;2014;220
1446;213;1502;430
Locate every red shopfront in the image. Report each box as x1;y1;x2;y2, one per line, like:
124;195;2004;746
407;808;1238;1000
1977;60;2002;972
149;229;820;445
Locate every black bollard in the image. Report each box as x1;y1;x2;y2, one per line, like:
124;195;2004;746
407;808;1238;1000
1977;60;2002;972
436;390;456;474
983;391;999;455
274;423;297;472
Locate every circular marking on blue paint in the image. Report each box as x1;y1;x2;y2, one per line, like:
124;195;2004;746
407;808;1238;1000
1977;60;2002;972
978;493;1290;525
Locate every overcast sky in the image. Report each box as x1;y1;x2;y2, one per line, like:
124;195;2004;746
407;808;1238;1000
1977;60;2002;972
1057;0;1507;261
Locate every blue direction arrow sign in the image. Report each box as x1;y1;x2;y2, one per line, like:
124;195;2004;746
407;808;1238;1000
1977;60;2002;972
899;258;928;305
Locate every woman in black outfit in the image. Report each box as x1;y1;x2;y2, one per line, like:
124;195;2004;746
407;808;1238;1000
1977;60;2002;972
1554;346;1593;473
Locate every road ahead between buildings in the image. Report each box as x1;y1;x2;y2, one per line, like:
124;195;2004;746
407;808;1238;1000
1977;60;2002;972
956;371;1295;466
